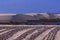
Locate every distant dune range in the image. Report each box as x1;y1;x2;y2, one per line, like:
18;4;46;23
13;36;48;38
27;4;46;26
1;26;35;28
0;13;60;23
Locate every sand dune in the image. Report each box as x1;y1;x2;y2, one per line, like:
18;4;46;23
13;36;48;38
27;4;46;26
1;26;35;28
0;25;60;40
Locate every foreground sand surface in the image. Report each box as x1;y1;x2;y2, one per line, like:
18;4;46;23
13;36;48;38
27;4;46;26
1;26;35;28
0;25;60;40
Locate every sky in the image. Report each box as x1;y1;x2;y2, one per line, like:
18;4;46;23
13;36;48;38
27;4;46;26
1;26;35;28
0;0;60;14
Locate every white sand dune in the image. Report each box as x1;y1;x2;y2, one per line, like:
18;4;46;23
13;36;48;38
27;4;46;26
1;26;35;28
0;25;60;40
7;28;34;40
55;30;60;40
0;29;14;35
0;29;6;32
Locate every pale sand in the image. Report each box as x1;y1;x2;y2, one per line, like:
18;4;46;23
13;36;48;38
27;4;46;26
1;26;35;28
22;30;38;40
0;29;6;32
0;25;60;40
7;28;34;40
0;29;14;35
35;28;54;40
55;30;60;40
